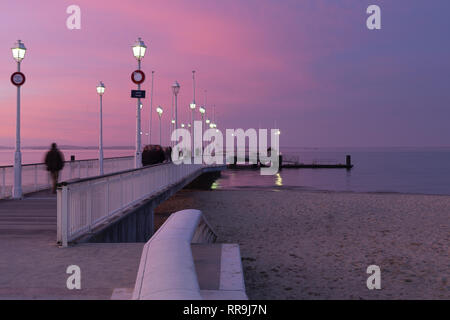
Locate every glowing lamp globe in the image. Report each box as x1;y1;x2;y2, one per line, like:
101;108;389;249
96;81;105;95
132;37;147;60
12;40;26;62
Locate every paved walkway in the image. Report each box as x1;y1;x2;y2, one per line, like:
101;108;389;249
0;190;144;299
0;189;247;300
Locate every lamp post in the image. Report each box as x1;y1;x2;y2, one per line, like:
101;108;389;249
149;70;155;145
199;106;205;149
189;102;196;156
96;81;105;175
11;40;26;199
199;106;205;122
132;37;147;168
172;81;180;130
191;71;196;155
156;106;163;145
192;70;196;105
170;119;175;146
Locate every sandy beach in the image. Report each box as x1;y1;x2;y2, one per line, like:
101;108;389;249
155;188;449;300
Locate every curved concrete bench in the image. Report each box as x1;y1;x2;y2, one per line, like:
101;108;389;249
132;209;216;300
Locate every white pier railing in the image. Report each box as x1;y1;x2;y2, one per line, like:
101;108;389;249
57;162;206;246
0;156;134;200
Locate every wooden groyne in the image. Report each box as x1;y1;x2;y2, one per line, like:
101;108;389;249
227;155;354;170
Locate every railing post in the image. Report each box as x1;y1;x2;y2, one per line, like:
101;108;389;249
87;182;92;231
57;185;69;247
34;165;38;192
1;168;5;198
106;178;110;216
120;173;124;211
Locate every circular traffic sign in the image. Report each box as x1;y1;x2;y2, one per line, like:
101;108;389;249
11;72;26;86
131;70;146;85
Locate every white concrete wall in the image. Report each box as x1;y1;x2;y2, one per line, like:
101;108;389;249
132;209;206;300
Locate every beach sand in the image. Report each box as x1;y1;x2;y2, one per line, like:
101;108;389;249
155;189;449;300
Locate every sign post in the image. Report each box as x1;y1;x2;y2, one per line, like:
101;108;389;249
132;68;145;168
11;72;26;86
131;90;146;98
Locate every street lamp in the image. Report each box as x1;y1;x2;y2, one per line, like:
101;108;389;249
132;37;147;60
156;106;163;145
198;106;205;149
181;123;185;128
132;37;147;168
199;106;205;122
189;102;196;156
149;70;155;145
11;40;27;199
172;81;180;130
96;81;105;175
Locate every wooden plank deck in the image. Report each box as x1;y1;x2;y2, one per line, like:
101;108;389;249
0;190;56;235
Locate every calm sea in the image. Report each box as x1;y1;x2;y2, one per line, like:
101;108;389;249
2;147;450;195
213;147;450;196
0;149;134;166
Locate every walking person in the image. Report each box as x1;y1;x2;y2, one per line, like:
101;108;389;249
45;143;65;194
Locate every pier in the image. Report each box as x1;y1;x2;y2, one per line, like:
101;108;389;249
228;154;354;170
0;158;248;300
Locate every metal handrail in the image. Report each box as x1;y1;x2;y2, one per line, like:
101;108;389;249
58;161;171;186
0;155;135;169
0;156;134;200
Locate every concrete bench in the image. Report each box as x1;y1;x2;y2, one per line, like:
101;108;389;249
131;209;247;300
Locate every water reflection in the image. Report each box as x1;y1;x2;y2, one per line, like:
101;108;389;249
211;149;450;195
210;181;219;190
275;173;283;186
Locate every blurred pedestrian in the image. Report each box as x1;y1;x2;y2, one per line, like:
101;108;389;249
45;143;65;194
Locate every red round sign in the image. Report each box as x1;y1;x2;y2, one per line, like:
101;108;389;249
11;72;26;86
131;70;146;85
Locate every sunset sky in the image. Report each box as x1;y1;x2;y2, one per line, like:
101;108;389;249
0;0;449;148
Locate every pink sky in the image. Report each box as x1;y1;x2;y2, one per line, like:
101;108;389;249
1;0;449;148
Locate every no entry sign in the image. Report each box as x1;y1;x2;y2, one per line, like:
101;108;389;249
131;70;145;85
11;72;26;86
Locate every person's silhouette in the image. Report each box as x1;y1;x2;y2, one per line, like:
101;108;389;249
44;143;65;194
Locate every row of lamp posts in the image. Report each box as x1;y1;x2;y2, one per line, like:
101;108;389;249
10;38;217;199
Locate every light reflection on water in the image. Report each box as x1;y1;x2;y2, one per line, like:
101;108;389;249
212;148;450;195
275;173;283;186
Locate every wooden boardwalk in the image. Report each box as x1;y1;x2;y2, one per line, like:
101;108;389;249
0;190;57;235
